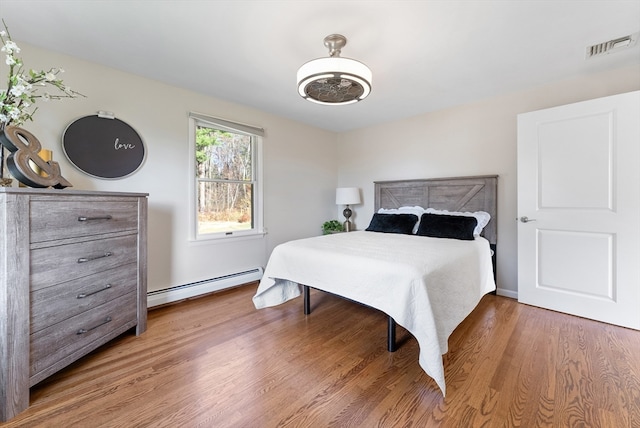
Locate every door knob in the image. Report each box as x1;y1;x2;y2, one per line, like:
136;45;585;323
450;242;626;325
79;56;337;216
519;216;536;223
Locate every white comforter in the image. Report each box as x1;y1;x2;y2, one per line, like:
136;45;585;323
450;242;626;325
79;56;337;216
252;231;496;395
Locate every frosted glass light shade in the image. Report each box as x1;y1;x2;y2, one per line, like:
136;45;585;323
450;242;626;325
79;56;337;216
297;57;372;105
335;187;361;205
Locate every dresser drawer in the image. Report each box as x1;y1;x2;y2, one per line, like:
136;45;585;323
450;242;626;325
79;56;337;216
31;264;138;334
30;291;137;378
31;234;138;290
30;200;139;243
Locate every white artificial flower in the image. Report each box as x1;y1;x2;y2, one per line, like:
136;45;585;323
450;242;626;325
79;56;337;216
45;72;56;81
1;40;20;54
0;31;6;37
5;54;16;66
10;84;25;97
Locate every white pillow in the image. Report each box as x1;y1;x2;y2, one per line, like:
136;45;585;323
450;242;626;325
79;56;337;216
377;206;425;234
424;208;491;237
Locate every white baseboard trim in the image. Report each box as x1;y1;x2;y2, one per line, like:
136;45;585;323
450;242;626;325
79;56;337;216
147;267;263;308
496;287;518;300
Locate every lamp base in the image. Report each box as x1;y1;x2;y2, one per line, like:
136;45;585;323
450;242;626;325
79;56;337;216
342;205;353;232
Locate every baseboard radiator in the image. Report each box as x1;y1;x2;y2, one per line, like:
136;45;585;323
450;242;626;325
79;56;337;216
147;267;264;308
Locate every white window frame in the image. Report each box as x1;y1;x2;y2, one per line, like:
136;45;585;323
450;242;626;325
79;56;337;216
188;112;264;242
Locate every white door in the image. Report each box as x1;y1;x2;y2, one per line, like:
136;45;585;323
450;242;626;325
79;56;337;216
517;91;640;330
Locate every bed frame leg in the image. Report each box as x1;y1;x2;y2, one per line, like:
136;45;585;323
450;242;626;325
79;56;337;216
303;285;310;315
387;316;397;352
302;285;396;351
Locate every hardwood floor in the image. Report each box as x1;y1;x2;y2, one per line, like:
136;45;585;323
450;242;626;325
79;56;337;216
3;283;639;427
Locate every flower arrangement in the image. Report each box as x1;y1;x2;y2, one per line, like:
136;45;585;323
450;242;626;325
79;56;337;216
0;20;84;181
0;20;84;127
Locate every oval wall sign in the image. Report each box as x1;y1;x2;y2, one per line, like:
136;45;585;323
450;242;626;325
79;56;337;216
63;115;145;179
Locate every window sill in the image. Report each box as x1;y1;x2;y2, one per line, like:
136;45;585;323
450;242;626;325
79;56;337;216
189;229;266;246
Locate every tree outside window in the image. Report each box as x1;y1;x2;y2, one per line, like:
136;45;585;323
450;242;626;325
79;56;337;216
195;125;254;236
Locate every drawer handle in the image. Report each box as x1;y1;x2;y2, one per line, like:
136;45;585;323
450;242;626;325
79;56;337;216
77;316;112;335
78;215;113;222
77;252;113;263
77;284;112;299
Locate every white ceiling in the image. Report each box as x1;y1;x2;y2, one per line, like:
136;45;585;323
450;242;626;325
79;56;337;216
1;1;639;132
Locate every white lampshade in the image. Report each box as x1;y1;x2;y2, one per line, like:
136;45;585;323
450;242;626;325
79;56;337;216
336;187;361;205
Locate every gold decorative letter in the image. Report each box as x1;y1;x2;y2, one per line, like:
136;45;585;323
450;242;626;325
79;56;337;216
0;126;72;189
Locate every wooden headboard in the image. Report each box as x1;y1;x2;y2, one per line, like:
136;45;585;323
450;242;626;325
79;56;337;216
374;175;498;246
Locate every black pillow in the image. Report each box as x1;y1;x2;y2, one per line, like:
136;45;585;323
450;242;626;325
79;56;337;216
365;213;418;235
416;213;477;240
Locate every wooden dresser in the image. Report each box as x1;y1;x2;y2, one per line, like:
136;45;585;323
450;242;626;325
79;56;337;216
0;188;148;422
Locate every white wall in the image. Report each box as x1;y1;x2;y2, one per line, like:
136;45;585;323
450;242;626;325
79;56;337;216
337;64;640;297
3;42;338;293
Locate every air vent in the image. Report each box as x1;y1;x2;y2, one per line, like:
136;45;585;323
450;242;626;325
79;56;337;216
586;32;638;58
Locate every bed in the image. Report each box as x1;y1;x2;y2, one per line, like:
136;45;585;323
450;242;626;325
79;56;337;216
252;175;498;395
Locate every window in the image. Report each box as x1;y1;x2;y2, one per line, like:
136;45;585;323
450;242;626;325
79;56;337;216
189;113;264;240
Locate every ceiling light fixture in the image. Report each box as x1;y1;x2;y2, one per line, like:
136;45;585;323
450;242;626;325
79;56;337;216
297;34;372;105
